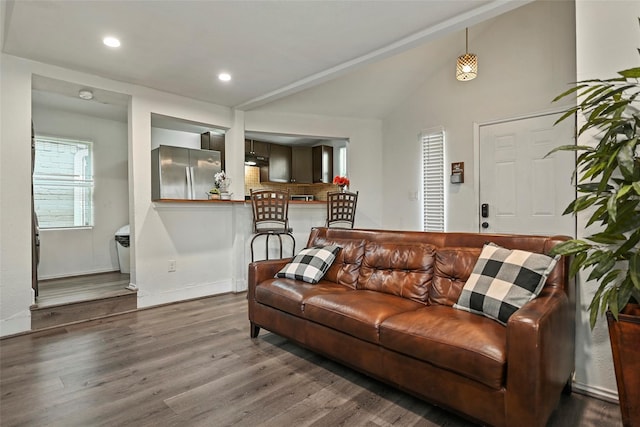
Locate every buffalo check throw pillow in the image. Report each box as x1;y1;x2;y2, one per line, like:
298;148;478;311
275;245;341;284
453;243;559;325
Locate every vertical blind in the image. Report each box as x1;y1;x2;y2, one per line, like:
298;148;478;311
421;129;445;232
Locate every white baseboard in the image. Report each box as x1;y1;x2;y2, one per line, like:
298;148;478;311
572;381;619;404
0;310;31;337
233;278;247;293
136;280;233;309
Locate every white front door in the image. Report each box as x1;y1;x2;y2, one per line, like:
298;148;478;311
478;113;575;236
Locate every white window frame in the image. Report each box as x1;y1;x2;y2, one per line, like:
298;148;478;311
337;145;348;177
421;127;445;232
33;136;95;229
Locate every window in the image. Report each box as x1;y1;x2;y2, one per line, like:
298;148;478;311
33;136;94;228
336;145;348;177
421;128;445;232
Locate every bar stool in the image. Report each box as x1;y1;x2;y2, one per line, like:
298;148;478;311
249;189;296;262
326;190;358;228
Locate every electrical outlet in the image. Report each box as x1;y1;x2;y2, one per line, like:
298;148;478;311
168;259;176;272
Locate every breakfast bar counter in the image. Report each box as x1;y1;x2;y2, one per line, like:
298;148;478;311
152;199;326;205
151;198;328;292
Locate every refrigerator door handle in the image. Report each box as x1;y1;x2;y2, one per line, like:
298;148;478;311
190;167;196;199
185;166;193;199
190;167;195;199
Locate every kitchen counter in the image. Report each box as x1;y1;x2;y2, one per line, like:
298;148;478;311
153;199;326;205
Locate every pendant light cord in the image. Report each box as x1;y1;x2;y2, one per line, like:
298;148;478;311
465;28;469;54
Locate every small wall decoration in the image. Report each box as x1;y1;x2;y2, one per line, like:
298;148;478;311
451;162;464;184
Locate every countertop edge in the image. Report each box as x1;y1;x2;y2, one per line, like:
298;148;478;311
152;199;326;205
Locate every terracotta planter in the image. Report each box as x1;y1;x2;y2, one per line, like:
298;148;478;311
607;303;640;427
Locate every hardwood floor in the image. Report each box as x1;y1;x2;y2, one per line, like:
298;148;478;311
31;272;137;330
1;293;622;427
35;272;134;308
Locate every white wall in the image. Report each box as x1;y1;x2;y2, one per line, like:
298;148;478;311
32;106;129;279
572;0;640;401
0;55;33;335
0;54;236;335
150;127;201;150
0;54;385;336
381;0;576;232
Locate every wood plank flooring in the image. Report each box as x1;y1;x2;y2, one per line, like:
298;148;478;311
1;293;623;427
31;272;137;330
35;272;134;308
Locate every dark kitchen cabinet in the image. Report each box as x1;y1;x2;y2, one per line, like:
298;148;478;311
244;140;270;158
244;140;270;183
312;145;333;183
291;146;313;183
201;132;226;170
269;143;292;183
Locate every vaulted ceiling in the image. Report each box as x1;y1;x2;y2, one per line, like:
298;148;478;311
3;1;531;118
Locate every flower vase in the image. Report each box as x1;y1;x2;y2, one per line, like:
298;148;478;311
339;185;347;193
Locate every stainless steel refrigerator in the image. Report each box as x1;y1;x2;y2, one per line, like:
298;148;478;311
151;145;221;200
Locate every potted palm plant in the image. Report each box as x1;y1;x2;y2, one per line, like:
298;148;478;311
548;61;639;426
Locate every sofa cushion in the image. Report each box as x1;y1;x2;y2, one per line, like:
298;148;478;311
275;245;341;284
307;237;366;289
255;278;352;316
454;243;559;325
357;242;435;303
430;247;482;306
304;290;424;344
379;305;507;389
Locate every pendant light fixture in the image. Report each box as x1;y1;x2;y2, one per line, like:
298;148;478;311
456;28;477;81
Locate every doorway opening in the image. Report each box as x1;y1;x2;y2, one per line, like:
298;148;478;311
30;75;134;327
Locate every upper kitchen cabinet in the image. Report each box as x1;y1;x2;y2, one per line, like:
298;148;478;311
313;145;333;183
244;139;269;182
201;132;226;170
269;143;292;183
245;140;270;158
291;146;313;183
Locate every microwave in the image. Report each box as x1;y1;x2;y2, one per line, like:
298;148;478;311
290;195;314;201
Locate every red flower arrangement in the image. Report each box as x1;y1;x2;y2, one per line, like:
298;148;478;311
333;176;350;186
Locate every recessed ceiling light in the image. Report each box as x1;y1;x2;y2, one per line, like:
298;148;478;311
103;36;121;48
218;73;231;82
78;89;94;100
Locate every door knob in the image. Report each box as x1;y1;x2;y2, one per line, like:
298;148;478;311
481;222;489;229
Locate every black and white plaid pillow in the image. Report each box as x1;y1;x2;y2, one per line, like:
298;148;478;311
453;243;559;325
275;245;341;284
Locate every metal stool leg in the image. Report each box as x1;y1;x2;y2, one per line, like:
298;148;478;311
288;233;295;257
250;231;294;262
276;234;283;258
265;234;271;260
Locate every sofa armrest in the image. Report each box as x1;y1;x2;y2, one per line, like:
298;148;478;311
505;288;575;427
247;258;292;337
247;258;291;301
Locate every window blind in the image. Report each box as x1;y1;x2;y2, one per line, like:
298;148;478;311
33;137;94;228
421;129;445;232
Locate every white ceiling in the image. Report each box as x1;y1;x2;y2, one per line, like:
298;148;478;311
3;0;531;118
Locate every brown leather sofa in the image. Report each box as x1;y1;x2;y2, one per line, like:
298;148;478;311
248;227;575;427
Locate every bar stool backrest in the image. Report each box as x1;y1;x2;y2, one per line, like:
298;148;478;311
326;190;358;228
250;189;291;233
